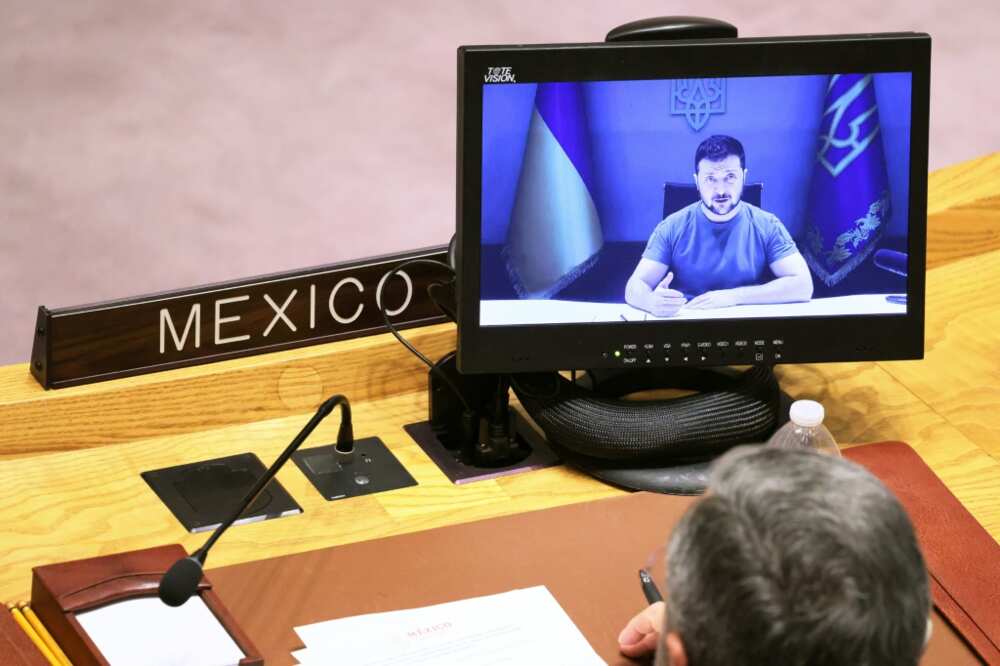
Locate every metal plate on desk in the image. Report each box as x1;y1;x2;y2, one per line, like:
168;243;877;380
141;453;303;533
292;437;417;501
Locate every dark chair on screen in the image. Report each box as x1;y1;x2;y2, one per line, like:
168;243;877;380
662;181;764;218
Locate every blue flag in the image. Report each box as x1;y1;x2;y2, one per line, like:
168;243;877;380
802;74;891;286
504;83;603;299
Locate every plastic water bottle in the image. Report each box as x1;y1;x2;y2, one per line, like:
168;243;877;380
767;400;840;456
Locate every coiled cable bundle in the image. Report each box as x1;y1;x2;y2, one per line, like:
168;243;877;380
511;366;780;463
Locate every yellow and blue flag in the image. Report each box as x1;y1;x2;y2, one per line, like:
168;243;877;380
504;83;603;299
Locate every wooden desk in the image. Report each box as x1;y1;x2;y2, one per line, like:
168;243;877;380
209;492;980;666
0;154;998;608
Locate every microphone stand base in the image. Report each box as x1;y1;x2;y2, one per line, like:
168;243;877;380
292;436;417;501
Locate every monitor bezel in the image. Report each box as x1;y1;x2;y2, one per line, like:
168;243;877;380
457;33;930;374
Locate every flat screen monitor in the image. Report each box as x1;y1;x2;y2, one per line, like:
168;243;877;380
456;33;930;373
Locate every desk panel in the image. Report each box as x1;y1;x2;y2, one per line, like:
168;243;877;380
208;492;981;666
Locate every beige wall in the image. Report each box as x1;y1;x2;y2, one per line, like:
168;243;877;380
1;0;998;365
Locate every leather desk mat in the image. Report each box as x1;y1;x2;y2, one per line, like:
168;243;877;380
210;489;980;665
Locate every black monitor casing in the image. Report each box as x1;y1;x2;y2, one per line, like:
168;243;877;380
457;33;930;374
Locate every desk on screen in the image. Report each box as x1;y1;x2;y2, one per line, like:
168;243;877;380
480;294;906;325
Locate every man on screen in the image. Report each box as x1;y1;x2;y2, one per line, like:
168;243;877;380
625;135;813;317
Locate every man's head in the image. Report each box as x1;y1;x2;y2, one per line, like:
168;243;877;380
693;135;747;217
660;447;930;666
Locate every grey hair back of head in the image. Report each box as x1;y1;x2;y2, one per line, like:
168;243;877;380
662;446;930;666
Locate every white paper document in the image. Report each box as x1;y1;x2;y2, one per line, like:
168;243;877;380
76;595;245;666
293;586;606;665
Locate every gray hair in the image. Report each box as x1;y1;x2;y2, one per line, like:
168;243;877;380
661;447;930;666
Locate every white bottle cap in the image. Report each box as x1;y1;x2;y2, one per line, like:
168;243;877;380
789;400;824;427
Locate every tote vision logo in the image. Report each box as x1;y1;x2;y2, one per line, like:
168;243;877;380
484;67;516;83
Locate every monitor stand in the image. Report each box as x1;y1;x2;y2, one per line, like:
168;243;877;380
407;356;789;494
402;353;562;484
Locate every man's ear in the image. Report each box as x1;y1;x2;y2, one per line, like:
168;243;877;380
743;168;749;180
665;632;688;666
692;172;699;187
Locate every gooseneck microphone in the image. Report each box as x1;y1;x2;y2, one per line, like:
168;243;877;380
158;394;353;607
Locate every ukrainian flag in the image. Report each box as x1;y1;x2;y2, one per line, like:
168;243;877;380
504;83;603;299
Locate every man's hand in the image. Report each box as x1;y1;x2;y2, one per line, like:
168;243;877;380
618;601;665;658
686;288;740;310
647;273;686;317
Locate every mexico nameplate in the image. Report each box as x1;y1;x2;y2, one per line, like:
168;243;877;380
30;246;450;389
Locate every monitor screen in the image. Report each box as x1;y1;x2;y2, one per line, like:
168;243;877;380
457;34;929;373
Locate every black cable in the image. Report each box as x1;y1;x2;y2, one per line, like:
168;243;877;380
509;373;562;400
379;258;475;414
512;367;780;462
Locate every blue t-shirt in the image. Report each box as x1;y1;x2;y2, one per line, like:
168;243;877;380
641;202;798;299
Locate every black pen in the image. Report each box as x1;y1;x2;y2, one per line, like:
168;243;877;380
639;568;663;604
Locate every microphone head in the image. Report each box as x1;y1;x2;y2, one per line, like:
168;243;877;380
873;249;908;277
158;556;204;607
